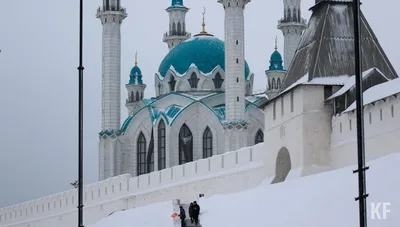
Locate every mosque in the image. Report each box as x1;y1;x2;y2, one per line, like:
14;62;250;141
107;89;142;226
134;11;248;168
96;0;291;180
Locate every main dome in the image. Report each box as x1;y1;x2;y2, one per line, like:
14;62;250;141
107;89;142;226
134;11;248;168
158;35;251;79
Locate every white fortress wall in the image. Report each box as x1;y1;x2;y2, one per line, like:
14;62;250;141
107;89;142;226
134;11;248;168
330;94;400;168
0;143;268;227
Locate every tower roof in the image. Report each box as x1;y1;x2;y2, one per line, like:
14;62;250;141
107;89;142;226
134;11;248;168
129;52;143;85
268;37;284;71
280;0;398;91
167;0;187;10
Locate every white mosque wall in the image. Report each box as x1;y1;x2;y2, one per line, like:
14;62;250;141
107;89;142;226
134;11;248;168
330;94;400;168
0;143;266;227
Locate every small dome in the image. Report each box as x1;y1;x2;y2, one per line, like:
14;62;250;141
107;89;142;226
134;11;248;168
269;50;284;71
130;66;142;76
158;35;251;79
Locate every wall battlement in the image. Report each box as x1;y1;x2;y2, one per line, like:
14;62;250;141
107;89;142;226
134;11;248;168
0;143;265;227
330;94;400;168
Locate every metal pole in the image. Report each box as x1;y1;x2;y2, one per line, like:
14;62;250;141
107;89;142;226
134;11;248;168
352;0;368;227
78;0;84;226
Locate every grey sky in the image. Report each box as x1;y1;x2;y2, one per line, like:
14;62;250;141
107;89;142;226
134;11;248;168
0;0;398;208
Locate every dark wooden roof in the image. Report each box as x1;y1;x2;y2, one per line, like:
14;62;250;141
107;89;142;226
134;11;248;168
280;0;398;91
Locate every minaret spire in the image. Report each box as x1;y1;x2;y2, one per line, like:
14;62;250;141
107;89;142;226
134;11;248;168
163;0;191;50
135;51;138;66
201;7;207;34
275;36;278;51
278;0;307;69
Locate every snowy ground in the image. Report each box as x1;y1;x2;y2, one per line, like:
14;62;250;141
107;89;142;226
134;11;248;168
90;153;400;227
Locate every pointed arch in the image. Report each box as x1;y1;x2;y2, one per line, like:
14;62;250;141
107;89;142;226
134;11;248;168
130;91;134;102
213;73;224;89
172;22;176;35
147;130;154;173
272;78;276;89
188;73;199;89
255;129;264;145
179;124;193;164
203;127;213;158
158;120;166;170
136;91;139;101
277;78;281;89
177;22;182;35
137;132;147;176
169;76;176;91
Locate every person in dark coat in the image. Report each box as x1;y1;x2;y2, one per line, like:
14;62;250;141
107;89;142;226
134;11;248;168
188;202;194;223
179;206;186;227
192;201;201;225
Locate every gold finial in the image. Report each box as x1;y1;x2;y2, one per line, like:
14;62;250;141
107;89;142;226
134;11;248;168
135;51;138;66
201;6;207;34
275;36;278;51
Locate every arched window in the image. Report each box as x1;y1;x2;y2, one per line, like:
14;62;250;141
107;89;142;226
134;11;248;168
179;124;193;164
147;130;154;173
130;91;134;102
158;120;166;170
203;127;213;158
277;78;281;89
272;78;276;89
213;73;224;89
136;91;139;101
141;92;143;100
137;132;147;176
172;22;176;35
177;22;182;35
169;76;176;91
255;129;264;144
188;73;199;89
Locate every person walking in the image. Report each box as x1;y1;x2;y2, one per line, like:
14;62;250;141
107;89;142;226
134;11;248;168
179;206;186;227
188;202;194;223
192;201;201;225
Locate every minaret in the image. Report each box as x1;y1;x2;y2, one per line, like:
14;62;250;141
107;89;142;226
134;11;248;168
278;0;307;69
218;0;250;152
96;0;127;131
163;0;191;50
126;52;146;114
266;37;286;99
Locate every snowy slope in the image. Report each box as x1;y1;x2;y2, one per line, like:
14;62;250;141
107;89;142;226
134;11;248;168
90;153;400;227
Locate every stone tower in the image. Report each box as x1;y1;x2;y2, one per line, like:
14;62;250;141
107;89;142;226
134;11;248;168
96;0;127;131
126;53;146;114
278;0;307;69
266;38;287;99
163;0;191;50
218;0;250;152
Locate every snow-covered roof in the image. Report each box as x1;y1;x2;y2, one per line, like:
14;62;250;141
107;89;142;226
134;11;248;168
327;67;388;100
343;78;400;113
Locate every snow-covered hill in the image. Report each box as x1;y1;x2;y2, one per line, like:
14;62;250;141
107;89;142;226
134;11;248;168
89;153;400;227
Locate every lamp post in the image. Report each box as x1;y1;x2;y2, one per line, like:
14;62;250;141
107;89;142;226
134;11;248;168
352;0;368;227
77;0;84;226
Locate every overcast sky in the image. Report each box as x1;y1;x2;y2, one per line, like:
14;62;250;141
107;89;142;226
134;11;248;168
0;0;398;208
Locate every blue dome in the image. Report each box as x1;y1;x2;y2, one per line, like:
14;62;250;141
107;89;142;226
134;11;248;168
130;66;142;76
268;50;284;71
158;35;251;79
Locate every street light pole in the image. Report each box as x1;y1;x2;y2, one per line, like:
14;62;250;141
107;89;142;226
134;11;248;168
352;0;369;227
78;0;84;226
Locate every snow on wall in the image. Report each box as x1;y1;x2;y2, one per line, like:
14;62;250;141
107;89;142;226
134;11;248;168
0;143;266;227
331;94;400;168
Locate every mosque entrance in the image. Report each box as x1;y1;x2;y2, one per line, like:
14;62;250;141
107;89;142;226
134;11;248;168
179;124;193;164
271;147;291;184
